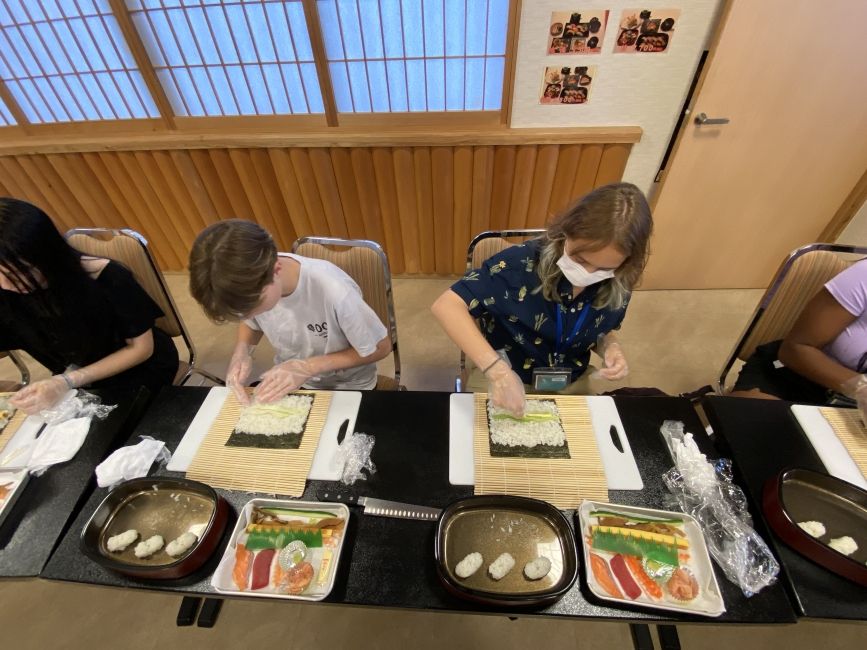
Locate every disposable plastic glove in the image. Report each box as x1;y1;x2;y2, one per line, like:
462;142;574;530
593;338;629;381
840;374;867;423
254;359;317;404
485;358;526;418
226;344;254;405
10;376;69;414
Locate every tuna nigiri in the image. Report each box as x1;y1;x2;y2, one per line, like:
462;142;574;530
609;553;642;600
251;548;276;590
232;543;252;591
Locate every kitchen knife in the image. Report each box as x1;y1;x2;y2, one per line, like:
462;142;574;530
609;424;624;453
336;418;350;445
321;493;441;521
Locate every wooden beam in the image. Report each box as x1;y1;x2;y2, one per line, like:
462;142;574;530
0;126;643;155
108;0;176;129
501;0;522;126
0;79;33;134
819;166;867;242
301;0;339;127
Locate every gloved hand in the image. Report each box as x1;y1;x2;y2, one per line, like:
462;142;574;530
593;337;629;381
485;358;526;417
254;359;317;404
840;374;867;424
227;344;255;406
10;376;70;415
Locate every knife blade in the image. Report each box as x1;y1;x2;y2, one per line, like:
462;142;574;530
609;424;624;453
359;497;441;521
336;418;350;445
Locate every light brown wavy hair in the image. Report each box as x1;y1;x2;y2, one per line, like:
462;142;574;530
536;182;652;309
188;219;277;323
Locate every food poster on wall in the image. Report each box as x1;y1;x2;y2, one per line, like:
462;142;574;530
540;65;596;105
614;8;680;53
547;10;609;54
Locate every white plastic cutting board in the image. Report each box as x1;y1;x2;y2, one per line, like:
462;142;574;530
790;404;867;490
448;394;644;490
167;387;361;481
0;415;46;470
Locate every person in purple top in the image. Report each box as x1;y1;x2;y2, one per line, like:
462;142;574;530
732;258;867;406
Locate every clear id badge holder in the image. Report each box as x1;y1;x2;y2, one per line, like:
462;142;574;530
532;367;571;391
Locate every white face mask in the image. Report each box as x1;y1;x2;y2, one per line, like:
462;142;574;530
556;254;616;287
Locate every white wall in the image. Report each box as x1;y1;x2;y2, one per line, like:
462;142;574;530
836;196;867;246
510;0;722;195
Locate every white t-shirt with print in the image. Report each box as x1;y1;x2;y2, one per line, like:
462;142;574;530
245;254;388;390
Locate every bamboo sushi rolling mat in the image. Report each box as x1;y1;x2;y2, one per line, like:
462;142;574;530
187;390;332;496
819;407;867;477
0;406;27;454
473;393;608;508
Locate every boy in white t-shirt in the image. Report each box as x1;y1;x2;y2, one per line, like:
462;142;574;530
189;220;390;403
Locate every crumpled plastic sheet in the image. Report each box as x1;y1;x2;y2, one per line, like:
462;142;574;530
660;420;780;597
334;431;376;485
39;389;117;425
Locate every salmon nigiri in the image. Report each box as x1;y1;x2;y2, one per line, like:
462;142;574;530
232;543;252;591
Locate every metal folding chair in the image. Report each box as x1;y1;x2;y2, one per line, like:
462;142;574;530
291;236;403;390
0;350;30;392
718;243;867;393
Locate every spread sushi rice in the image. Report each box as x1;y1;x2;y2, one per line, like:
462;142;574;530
488;400;566;448
235;395;314;436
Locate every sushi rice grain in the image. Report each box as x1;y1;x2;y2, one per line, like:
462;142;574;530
106;529;139;553
523;556;552;580
166;532;198;558
134;535;165;558
455;552;483;578
828;536;858;556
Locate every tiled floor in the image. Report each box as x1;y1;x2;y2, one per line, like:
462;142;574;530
1;277;863;648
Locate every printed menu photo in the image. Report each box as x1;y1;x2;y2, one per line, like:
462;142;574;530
614;8;680;54
547;10;609;54
540;65;596;105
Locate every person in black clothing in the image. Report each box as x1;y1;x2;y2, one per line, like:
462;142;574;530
0;198;178;413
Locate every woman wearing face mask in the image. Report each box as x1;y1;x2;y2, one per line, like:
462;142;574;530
431;183;652;415
0;198;179;414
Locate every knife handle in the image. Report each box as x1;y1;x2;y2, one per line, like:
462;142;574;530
320;492;363;507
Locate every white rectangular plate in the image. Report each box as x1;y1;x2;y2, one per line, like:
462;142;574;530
448;394;643;489
0;468;30;529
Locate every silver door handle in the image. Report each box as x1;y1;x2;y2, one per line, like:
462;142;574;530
694;112;730;125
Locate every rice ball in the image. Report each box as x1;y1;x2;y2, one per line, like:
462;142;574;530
797;521;826;538
455;552;483;578
134;535;164;558
166;532;198;558
488;552;515;580
523;556;552;580
828;536;858;556
106;529;139;553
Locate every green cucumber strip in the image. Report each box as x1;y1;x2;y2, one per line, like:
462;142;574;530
491;413;558;422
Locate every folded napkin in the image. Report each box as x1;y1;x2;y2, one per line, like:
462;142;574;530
95;437;171;488
28;416;92;476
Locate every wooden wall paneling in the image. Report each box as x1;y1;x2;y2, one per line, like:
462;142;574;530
227;149;283;247
248;148;297;248
188;149;235;219
44;154;114;228
471;146;495;243
207;149;256;221
572;144;603;199
288;148;331;236
595;144;631;186
431;147;455;274
349;148;384;245
391;147;420;274
148;150;209;239
308;148;349;239
115;153;186;268
268;148;314;240
94;152;172;269
168;150;219;226
526;144;560;227
490;146;517;232
548;144;582;215
507;146;538;229
371;148;405;274
80;152;146;232
328;148;366;240
133;151;199;251
413;148;436;274
0;158;48;213
19;156;89;227
452;146;474;272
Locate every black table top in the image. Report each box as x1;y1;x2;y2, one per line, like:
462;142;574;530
0;388;150;578
704;396;867;621
43;388;796;624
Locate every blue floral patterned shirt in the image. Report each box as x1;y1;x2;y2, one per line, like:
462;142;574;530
451;239;629;384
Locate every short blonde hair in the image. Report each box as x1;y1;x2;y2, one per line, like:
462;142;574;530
189;219;277;322
537;182;652;309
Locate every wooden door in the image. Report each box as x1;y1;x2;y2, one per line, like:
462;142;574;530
643;0;867;289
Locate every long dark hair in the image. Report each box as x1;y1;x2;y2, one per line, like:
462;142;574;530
0;198;116;367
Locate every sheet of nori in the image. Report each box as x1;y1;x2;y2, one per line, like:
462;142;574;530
225;395;315;450
486;398;571;459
